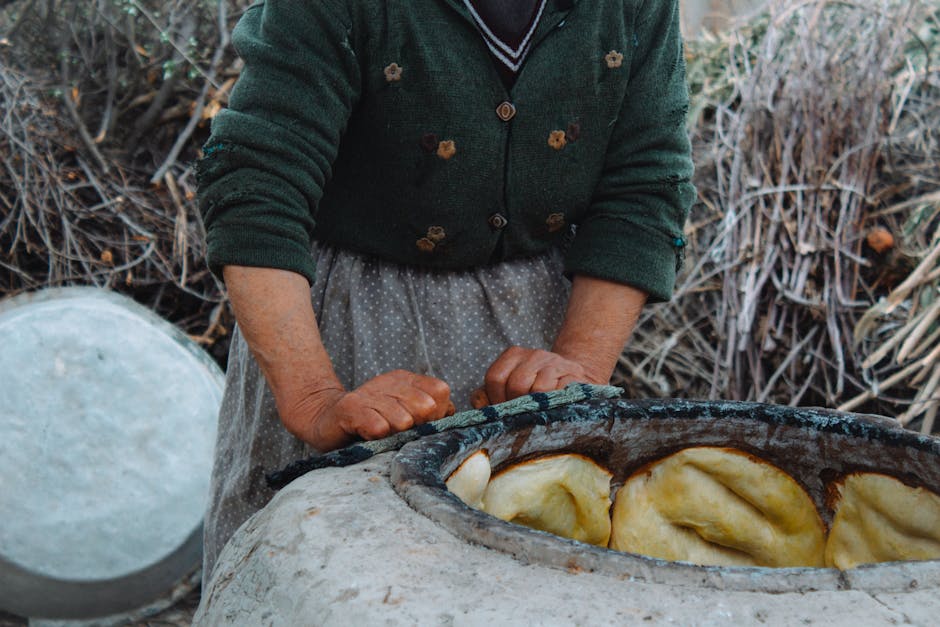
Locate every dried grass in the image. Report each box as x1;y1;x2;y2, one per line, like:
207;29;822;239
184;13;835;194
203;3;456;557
617;0;940;432
0;1;248;361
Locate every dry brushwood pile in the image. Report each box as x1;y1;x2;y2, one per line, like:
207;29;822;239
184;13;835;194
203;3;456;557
1;0;938;428
620;0;940;432
0;0;250;365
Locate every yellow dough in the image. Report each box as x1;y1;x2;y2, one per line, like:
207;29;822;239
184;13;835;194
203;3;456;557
445;450;491;509
825;472;940;570
481;454;613;547
609;447;826;567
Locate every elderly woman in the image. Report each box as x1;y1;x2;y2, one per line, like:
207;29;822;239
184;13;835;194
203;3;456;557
197;0;695;579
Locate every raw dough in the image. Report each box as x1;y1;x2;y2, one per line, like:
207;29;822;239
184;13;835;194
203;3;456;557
825;472;940;569
481;454;613;546
609;447;826;567
445;450;492;509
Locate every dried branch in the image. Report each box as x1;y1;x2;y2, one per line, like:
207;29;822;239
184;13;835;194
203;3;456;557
619;0;940;430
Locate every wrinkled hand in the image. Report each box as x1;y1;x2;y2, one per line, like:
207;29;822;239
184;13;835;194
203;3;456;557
477;346;604;407
278;370;453;452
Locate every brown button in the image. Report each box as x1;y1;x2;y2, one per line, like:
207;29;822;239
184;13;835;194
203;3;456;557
488;213;508;230
496;101;516;122
426;226;446;242
546;212;566;232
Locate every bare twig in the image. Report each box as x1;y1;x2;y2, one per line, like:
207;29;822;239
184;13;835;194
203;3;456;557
150;0;230;183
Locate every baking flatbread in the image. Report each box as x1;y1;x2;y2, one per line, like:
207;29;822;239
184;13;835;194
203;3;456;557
825;472;940;569
481;454;613;547
445;450;491;509
609;447;826;567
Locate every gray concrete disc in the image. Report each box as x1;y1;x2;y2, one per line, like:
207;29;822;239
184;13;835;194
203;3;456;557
0;287;223;619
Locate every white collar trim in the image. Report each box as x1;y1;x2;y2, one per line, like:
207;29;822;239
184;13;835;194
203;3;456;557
461;0;548;65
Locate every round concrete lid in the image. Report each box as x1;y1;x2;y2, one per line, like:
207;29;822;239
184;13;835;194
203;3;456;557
0;287;223;619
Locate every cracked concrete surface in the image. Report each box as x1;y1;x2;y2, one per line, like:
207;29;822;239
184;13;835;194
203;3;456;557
195;454;937;626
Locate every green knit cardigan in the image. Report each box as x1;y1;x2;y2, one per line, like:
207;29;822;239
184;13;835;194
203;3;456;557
197;0;695;301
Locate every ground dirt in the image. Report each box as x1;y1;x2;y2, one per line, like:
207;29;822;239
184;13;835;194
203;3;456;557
0;587;200;627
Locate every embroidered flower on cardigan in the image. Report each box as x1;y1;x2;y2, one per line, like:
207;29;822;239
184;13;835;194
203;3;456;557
546;213;566;232
384;62;403;82
416;237;436;253
548;130;567;150
426;226;446;242
437;140;456;160
605;50;624;69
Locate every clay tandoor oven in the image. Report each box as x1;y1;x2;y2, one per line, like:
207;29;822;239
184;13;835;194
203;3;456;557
391;398;940;593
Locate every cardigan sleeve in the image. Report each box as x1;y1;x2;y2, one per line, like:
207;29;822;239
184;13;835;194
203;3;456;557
563;0;695;302
196;0;362;284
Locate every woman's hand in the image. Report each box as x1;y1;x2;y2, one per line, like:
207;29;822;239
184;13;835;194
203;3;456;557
473;275;648;408
479;347;601;406
279;370;454;452
223;266;455;452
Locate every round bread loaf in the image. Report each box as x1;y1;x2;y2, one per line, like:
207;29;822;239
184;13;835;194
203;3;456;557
445;450;492;510
481;453;613;547
609;447;826;567
825;472;940;570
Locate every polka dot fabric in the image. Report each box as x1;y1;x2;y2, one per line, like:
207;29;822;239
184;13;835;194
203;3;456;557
203;242;570;580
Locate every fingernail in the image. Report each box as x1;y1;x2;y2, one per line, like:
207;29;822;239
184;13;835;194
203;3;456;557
470;388;489;409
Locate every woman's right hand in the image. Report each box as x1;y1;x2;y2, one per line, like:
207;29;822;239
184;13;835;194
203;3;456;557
223;265;454;453
278;370;454;452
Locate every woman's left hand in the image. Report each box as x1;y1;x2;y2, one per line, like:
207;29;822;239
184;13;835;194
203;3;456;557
474;275;650;409
479;346;604;406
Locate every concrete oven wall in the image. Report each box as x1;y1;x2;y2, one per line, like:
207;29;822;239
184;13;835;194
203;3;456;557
195;399;940;624
194;454;938;626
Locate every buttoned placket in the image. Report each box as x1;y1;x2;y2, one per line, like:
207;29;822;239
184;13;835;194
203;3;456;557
436;0;578;253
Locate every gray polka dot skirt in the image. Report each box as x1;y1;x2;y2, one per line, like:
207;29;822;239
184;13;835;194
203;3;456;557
202;242;570;580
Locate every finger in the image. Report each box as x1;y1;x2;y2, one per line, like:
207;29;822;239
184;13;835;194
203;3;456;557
484;346;527;404
390;385;438;422
531;367;563;393
366;370;451;421
504;349;561;400
410;375;452;419
469;387;490;409
505;363;540;400
557;374;582;389
351;407;392;440
444;401;456;416
379;397;418;433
